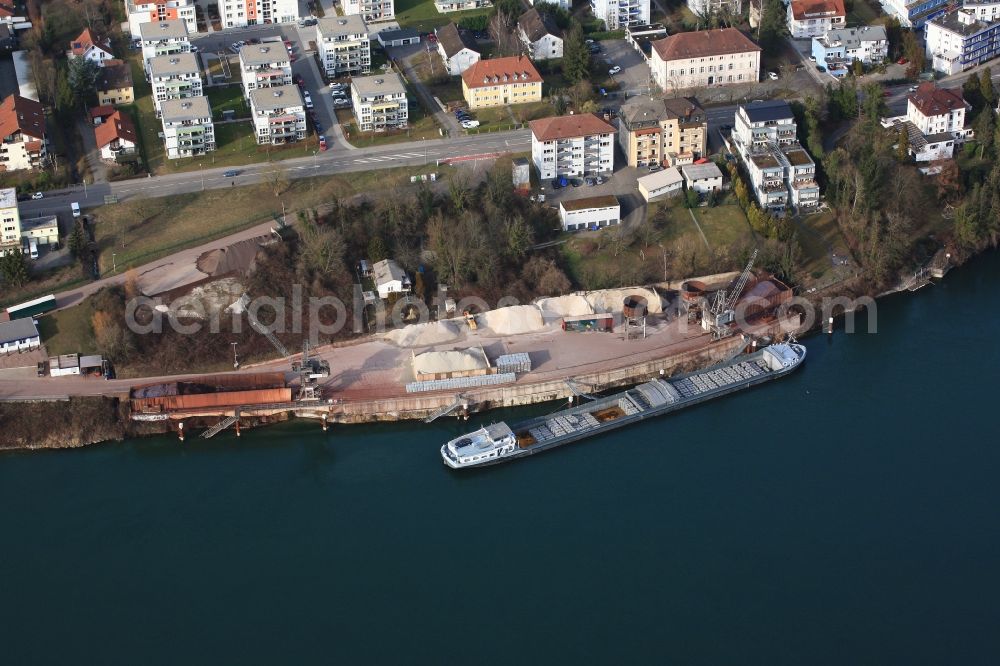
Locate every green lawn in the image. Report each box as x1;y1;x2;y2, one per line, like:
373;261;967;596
692;203;755;248
468;101;554;131
207;84;250;120
395;0;492;33
36;304;97;357
847;0;882;27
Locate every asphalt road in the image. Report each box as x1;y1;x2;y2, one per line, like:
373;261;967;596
18;130;532;218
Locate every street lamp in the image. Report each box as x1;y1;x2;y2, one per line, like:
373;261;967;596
112;253;117;273
231;342;239;369
200;163;204;191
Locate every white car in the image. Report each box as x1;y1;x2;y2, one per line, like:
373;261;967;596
808;55;816;62
189;44;199;53
768;71;779;80
31;191;43;200
303;91;313;109
609;65;621;75
461;120;480;129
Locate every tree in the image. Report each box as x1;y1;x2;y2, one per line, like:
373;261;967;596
934;159;963;203
860;81;886;122
758;0;789;57
684;188;700;208
92;310;133;363
0;251;29;287
973;108;996;158
367;235;388;263
852;59;864;77
66;57;101;107
896;124;910;162
550;88;568;115
267;166;290;197
980;67;996;108
884;16;903;60
901;31;925;78
488;7;521;57
298;220;346;276
67;221;85;258
562;21;590;85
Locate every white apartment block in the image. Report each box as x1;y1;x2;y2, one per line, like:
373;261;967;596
906;83;973;139
239;43;293;98
530;113;615;180
250;85;306;144
786;0;845;39
219;0;298;28
343;0;394;22
317;16;371;78
732;100;819;212
528;0;570;7
126;0;197;36
160;96;215;159
590;0;650;30
687;0;743;18
139;20;190;70
0;187;22;253
811;26;888;71
925;7;1000;75
351;73;408;132
650;28;761;91
149;52;203;116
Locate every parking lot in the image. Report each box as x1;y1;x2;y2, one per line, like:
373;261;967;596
597;39;654;96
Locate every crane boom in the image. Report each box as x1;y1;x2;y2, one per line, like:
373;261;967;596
723;249;758;313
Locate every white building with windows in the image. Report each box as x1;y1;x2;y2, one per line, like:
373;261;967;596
0;94;47;172
351;73;408;132
126;0;198;36
732;100;820;212
687;0;743;18
528;0;569;7
149;52;202;116
0;187;23;254
810;25;888;77
590;0;650;30
681;162;723;194
239;43;293;98
219;0;298;28
649;27;761;91
558;195;621;231
0;318;40;354
343;0;394;22
373;259;410;299
925;6;1000;75
786;0;846;39
139;20;190;70
250;85;306;145
317;16;371;78
160;96;215;159
436;22;480;75
518;9;563;61
530;113;615;180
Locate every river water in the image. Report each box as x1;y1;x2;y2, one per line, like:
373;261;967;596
2;253;999;664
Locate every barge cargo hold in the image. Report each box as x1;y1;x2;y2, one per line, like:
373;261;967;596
441;342;806;469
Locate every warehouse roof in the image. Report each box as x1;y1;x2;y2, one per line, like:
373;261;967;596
0;317;39;345
560;195;620;211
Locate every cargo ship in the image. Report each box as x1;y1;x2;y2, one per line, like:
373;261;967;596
441;342;806;469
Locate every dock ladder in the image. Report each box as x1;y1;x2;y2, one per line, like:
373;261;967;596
201;414;239;439
424;395;467;423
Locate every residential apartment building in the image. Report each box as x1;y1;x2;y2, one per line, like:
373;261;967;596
95;110;138;160
239;43;292;97
67;28;114;65
149;52;202;116
317;16;371;78
590;0;650;30
925;7;1000;74
907;82;973;139
786;0;845;39
0;94;47;171
461;56;543;109
219;0;298;28
435;0;492;12
436;22;480;76
811;25;888;77
618;96;707;168
878;0;950;28
250;85;306;144
351;73;408;132
160;96;215;159
530;113;615;180
528;0;569;7
126;0;198;36
732;100;819;212
342;0;394;22
0;187;21;253
649;28;761;91
97;59;136;105
964;0;1000;21
139;20;190;69
518;8;563;61
687;0;742;18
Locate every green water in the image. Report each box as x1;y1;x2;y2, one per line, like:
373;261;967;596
3;253;1000;664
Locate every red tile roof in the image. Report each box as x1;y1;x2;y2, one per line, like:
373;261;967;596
909;82;969;117
789;0;845;21
94;110;137;149
461;56;543;89
652;27;760;62
90;105;116;121
530;113;614;141
0;4;15;18
70;28;100;56
0;94;46;141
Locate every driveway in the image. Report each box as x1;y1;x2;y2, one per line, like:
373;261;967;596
598;39;653;96
392;44;461;136
76;116;108;183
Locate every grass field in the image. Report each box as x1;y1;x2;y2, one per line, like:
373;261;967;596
847;0;882;27
36;304;96;357
90;163;456;273
692;203;756;248
395;0;491;33
207;84;250;120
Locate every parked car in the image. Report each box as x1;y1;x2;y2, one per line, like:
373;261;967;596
648;163;662;172
897;57;908;65
768;71;779;80
333;99;352;108
909;85;918;92
585;39;595;44
71;202;80;217
817;65;827;72
189;44;199;53
609;65;622;75
223;169;240;177
461;120;480;128
808;55;816;62
315;123;323;134
550;177;565;190
589;44;601;54
319;136;328;151
584;177;597;186
304;91;313;109
31;191;43;200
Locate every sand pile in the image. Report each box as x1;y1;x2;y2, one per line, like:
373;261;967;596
535;294;594;319
480;305;546;336
385;320;461;348
584;287;663;314
413;348;489;376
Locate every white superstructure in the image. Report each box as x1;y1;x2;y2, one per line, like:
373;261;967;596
590;0;650;30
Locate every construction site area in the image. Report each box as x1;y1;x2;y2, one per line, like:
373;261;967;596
116;256;803;440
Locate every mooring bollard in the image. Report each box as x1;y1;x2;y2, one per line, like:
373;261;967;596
322;413;328;432
178;422;184;442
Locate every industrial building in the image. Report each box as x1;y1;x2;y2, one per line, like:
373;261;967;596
0;317;39;354
558;195;621;231
130;373;292;414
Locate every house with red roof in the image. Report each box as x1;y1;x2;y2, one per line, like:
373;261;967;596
786;0;845;39
529;113;614;180
649;28;761;92
67;28;115;66
0;94;47;171
461;56;543;109
94;110;138;160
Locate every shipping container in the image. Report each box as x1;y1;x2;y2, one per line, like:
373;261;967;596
7;294;56;320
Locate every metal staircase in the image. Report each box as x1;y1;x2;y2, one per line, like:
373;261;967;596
201;414;239;439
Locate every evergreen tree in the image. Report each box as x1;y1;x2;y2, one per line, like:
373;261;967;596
562;22;590;85
896;125;910;162
67;57;101;107
980;67;996;108
758;0;789;57
0;251;30;287
68;221;85;258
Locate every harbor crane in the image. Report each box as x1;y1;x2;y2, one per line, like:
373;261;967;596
248;310;330;401
703;249;757;339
